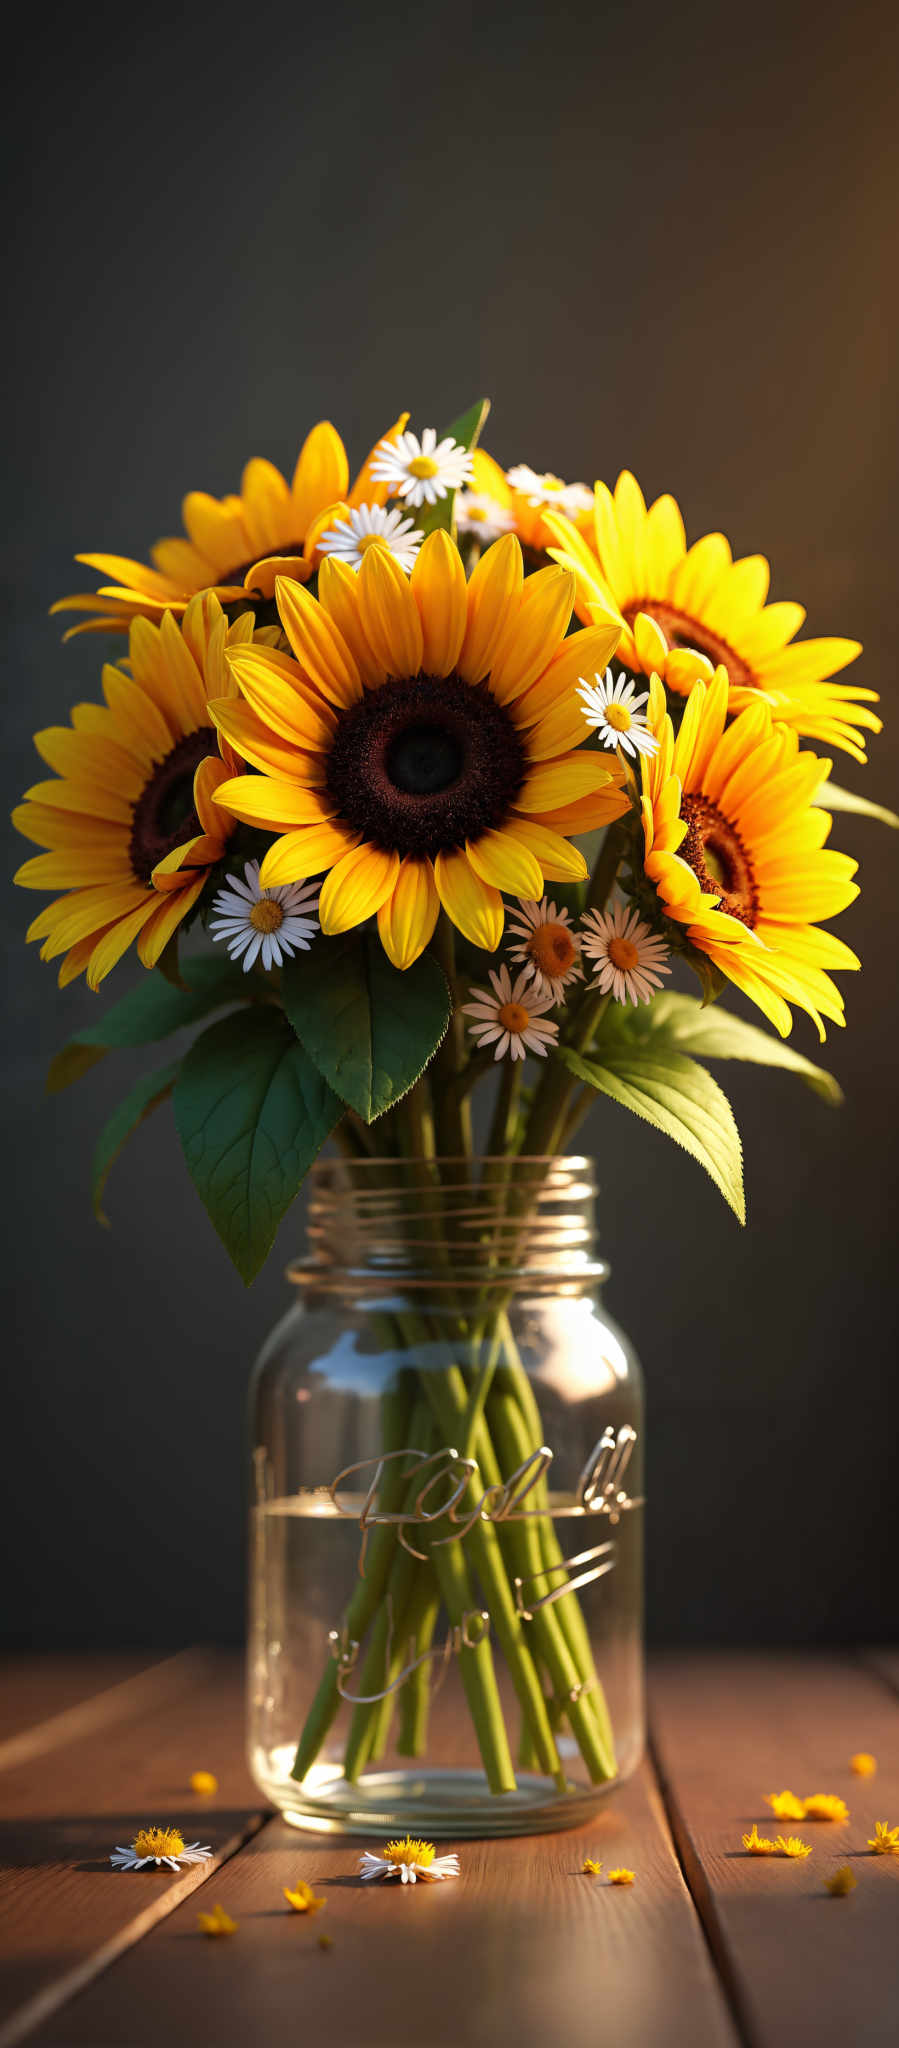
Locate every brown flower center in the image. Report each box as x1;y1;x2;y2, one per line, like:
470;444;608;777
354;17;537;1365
624;601;753;691
325;674;527;858
498;1001;531;1033
528;923;577;976
129;728;217;884
608;935;640;970
680;793;759;927
249;898;284;934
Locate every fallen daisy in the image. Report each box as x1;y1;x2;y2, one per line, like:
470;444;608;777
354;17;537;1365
359;1836;460;1885
110;1826;212;1872
197;1902;237;1936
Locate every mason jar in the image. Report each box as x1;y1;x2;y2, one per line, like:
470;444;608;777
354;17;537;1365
248;1155;644;1837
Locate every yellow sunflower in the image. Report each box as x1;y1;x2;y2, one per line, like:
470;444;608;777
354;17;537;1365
640;667;860;1038
210;531;628;968
52;415;408;638
545;471;880;761
14;594;275;987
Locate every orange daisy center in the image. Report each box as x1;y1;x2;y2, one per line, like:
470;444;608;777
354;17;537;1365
528;923;577;976
249;898;284;934
498;1001;531;1033
608;936;640;970
623;600;753;691
680;793;759;927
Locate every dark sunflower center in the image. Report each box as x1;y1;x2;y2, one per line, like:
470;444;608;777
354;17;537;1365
623;600;753;692
326;674;527;858
680;793;759;928
129;727;217;884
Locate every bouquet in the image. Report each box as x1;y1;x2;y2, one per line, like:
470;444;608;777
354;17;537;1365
15;398;890;1800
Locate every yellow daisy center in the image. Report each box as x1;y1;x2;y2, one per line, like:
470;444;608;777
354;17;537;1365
540;475;565;495
498;1000;532;1034
608;936;640;971
528;923;576;976
249;898;284;934
385;1837;435;1868
408;455;439;480
603;702;632;732
133;1827;184;1859
358;533;389;555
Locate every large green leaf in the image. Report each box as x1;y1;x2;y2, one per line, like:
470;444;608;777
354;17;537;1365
173;1007;341;1282
599;991;842;1105
92;1060;180;1225
281;931;450;1123
556;1041;745;1222
813;777;899;830
47;958;257;1094
418;398;491;538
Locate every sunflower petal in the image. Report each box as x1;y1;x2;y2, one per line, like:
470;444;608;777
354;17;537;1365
291;422;350;536
411;530;467;676
465;829;544;898
433;848;503;951
501;817;588;882
487;566;575;704
377;858;440;969
357;546;424;677
517;753;616;812
275;576;362;707
319;844;400;934
458;534;524;684
213;777;337;830
259;823;362;887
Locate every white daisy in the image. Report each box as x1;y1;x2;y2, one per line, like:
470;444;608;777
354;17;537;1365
209;860;319;973
454;490;515;544
506;898;582;1002
317;503;423;574
359;1837;460;1885
110;1826;212;1873
577;669;659;759
505;464;594;519
461;964;560;1062
369;427;475;508
580;903;671;1006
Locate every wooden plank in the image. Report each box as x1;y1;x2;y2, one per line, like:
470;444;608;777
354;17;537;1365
0;1653;266;2048
0;1654;204;1772
23;1753;738;2048
861;1648;899;1699
0;1658;160;1754
650;1652;899;2048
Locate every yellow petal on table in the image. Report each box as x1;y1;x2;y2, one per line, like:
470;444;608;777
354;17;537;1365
291;421;350;536
259;823;362;889
487;566;575;706
412;531;467;676
377;858;440;970
213;777;338;831
319;843;400;935
458;533;524;684
275;576;362;707
357;546;424;679
465;828;543;900
433;848;503;952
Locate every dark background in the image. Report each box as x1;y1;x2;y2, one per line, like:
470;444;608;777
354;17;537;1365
4;0;897;1652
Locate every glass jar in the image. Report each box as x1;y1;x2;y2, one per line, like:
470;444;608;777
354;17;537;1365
248;1156;644;1837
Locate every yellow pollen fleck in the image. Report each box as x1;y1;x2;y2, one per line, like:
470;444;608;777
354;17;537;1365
197;1902;237;1936
743;1825;777;1856
317;1932;334;1951
582;1857;602;1876
284;1880;326;1913
607;1868;635;1885
775;1835;812;1859
385;1836;436;1869
850;1753;877;1777
608;936;640;971
868;1821;899;1854
529;923;577;976
408;454;439;479
803;1794;849;1823
765;1791;807;1821
190;1771;218;1797
603;701;632;732
825;1866;857;1896
249;898;284;934
133;1826;184;1860
497;1000;531;1034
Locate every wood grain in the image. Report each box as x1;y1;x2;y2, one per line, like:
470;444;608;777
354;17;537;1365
0;1654;202;1773
650;1652;899;2048
0;1653;265;2048
24;1754;738;2048
0;1659;160;1755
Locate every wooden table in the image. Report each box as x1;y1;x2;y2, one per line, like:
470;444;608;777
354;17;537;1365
1;1651;896;2047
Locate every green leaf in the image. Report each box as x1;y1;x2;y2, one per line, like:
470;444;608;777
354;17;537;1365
173;1007;341;1283
556;1040;745;1222
417;398;491;538
281;931;450;1123
600;991;843;1106
813;777;899;830
92;1060;180;1226
47;958;257;1095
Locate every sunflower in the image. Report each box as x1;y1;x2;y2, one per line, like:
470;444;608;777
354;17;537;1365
51;415;408;638
640;668;860;1038
210;531;628;968
14;594;275;987
545;471;880;761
